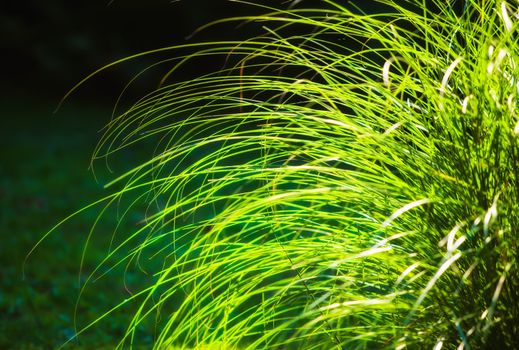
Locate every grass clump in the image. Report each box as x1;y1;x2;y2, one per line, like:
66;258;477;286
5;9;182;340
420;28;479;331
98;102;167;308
35;0;519;349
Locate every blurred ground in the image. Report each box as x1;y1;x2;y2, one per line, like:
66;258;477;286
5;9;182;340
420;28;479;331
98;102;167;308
0;96;154;349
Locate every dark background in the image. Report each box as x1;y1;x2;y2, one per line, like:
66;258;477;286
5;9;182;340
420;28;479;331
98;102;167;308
1;0;271;104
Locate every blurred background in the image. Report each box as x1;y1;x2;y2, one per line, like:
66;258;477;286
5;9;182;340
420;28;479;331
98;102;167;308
0;1;385;348
1;0;269;103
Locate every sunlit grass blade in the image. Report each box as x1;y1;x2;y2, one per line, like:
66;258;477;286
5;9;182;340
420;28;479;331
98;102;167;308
34;0;519;348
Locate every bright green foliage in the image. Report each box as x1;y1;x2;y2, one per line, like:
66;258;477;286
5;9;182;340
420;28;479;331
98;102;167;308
41;0;519;349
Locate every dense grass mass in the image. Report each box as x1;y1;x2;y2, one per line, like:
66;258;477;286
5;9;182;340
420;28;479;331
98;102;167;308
36;0;519;349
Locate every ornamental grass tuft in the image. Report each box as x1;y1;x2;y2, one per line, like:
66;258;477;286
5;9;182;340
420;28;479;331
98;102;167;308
34;0;519;349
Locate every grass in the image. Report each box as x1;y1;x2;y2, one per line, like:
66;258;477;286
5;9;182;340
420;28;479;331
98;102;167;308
31;0;519;349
